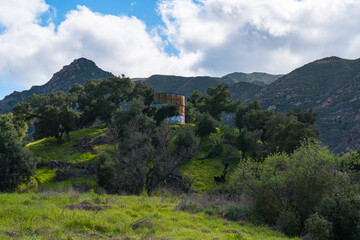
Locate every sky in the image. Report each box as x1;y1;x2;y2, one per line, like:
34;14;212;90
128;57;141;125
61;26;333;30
1;0;360;100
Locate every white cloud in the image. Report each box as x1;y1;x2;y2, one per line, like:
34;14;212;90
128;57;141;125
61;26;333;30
1;0;360;99
158;0;360;75
0;1;202;96
0;0;49;28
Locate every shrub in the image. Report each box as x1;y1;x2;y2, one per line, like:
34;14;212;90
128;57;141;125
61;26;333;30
305;213;333;240
177;200;202;213
174;125;199;157
95;153;117;192
195;112;218;140
230;140;348;232
276;208;301;236
224;205;250;221
315;187;360;240
0;115;35;192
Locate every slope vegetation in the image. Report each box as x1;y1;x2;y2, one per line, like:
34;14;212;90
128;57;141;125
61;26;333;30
256;56;360;152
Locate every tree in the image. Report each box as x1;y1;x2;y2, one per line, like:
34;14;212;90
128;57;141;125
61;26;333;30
235;102;318;159
96;100;198;194
0;115;35;192
70;76;133;128
187;83;241;122
195;112;218;140
14;91;79;144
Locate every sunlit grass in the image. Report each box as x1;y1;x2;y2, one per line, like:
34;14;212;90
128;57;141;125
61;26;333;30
0;192;300;240
27;127;107;164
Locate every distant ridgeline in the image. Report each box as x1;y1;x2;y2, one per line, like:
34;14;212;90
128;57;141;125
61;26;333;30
153;93;185;123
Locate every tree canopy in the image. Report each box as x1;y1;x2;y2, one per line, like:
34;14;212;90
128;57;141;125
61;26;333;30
0;114;35;192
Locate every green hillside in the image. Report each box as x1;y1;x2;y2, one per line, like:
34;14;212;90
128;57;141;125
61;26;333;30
26;126;231;194
0;128;298;240
221;72;283;86
229;82;264;102
144;75;222;97
9;127;302;240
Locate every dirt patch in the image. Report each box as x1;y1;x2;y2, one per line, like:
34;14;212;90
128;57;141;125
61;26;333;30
131;218;154;230
3;231;22;238
73;135;109;154
66;201;111;211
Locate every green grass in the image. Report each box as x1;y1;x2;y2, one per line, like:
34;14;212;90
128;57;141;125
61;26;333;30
25;127;109;192
27;127;107;164
180;153;224;193
0;192;300;240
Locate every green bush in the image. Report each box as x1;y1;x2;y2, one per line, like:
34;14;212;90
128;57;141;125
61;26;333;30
95;153;117;192
305;213;332;240
0;115;35;192
224;205;250;221
276;208;301;236
315;187;360;240
230;140;349;232
195;112;218;140
174;125;199;156
177;200;202;213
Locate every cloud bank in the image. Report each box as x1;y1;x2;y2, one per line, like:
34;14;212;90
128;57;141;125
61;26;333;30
0;0;360;98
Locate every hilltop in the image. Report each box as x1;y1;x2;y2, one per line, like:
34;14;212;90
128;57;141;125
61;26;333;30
0;58;114;114
221;72;283;86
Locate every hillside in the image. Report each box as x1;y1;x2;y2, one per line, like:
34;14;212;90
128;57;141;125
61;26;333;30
16;126;301;240
256;56;360;152
229;82;264;101
144;75;222;97
221;72;283;86
0;58;114;114
144;75;265;102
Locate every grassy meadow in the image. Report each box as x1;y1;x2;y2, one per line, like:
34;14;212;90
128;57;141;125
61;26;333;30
0;191;300;240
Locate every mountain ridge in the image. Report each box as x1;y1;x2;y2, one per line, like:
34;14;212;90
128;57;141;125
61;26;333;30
256;56;360;152
0;58;114;114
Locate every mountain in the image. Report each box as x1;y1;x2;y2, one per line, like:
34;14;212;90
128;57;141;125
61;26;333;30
143;75;222;97
221;72;283;86
141;73;268;101
0;58;114;114
228;82;264;101
256;56;360;153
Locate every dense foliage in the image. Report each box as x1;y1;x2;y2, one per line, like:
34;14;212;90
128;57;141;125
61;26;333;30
230;140;360;239
96;99;199;194
14;91;79;143
0;114;35;192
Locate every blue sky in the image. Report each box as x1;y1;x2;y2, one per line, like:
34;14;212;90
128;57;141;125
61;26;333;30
0;0;360;100
44;0;162;29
